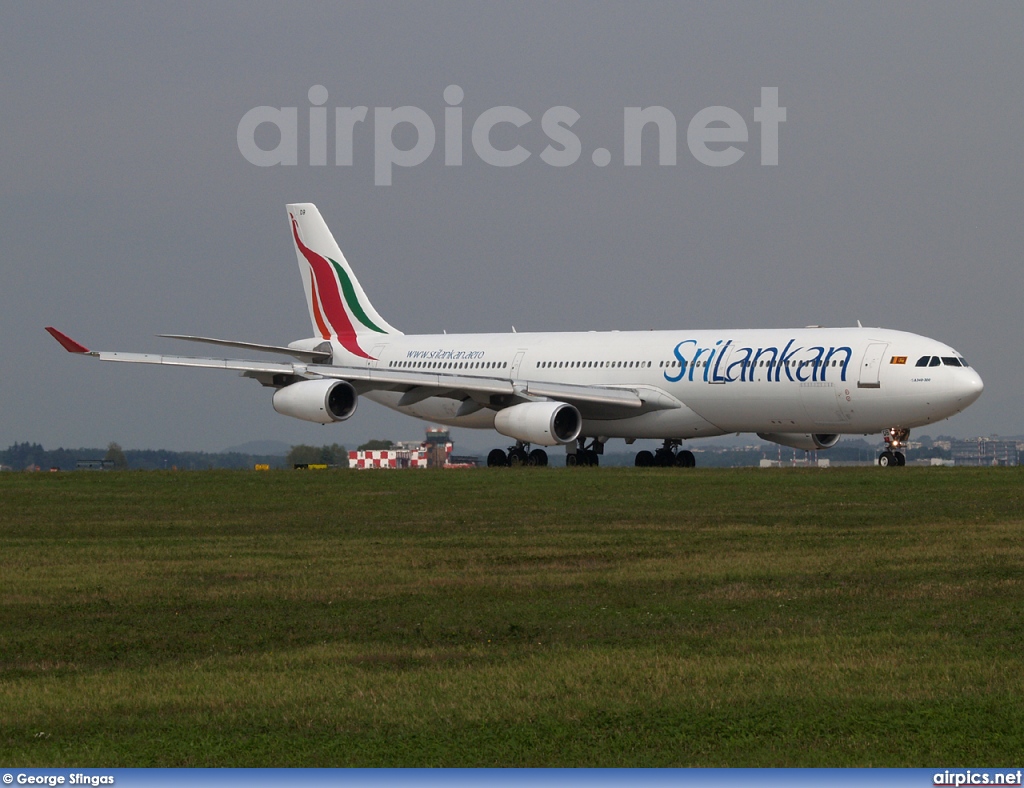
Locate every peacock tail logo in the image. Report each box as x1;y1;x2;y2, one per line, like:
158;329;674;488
290;215;388;359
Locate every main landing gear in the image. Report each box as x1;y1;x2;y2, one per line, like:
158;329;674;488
634;439;696;468
878;427;910;467
566;438;602;467
487;442;548;467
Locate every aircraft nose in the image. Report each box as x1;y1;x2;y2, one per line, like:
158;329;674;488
956;369;984;407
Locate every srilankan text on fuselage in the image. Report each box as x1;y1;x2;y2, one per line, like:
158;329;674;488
663;337;853;385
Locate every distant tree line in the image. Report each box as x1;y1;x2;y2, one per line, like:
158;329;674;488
0;441;405;471
0;442;290;471
284;441;393;467
286;444;349;467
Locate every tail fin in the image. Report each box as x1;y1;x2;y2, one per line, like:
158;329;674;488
287;203;401;358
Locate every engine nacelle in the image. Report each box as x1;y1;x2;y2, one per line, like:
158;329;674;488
756;432;841;451
493;401;582;446
272;379;357;424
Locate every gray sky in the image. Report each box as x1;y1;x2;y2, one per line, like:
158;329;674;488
2;2;1021;453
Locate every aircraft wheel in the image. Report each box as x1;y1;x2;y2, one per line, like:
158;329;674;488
655;448;674;467
878;450;895;467
565;453;579;467
635;450;654;467
676;450;696;468
509;448;529;467
487;449;508;467
529;449;548;467
586;450;599;467
895;451;906;466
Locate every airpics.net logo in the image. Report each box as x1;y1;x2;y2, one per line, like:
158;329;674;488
237;85;786;185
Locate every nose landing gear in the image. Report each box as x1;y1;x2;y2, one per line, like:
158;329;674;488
879;427;909;467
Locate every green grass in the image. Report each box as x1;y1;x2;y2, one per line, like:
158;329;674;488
1;467;1022;765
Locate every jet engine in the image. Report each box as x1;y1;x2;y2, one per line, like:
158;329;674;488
493;401;582;446
272;379;357;424
756;432;841;451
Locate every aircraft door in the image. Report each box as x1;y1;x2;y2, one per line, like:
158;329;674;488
708;342;736;384
511;350;527;380
857;342;888;389
368;344;386;368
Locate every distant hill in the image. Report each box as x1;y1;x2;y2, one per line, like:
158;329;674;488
221;440;291;456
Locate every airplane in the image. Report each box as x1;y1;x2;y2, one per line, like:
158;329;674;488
46;202;984;469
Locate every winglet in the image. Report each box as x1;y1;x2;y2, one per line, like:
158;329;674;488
45;327;90;353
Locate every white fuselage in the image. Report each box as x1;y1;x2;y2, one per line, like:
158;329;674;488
304;326;983;441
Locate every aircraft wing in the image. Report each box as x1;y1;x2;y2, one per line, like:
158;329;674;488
45;327;680;415
157;334;333;363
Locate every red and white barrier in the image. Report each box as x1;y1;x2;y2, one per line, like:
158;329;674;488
349;443;454;469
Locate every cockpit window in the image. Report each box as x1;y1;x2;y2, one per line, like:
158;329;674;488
942;357;962;367
929;356;941;367
915;356;930;367
958;357;969;367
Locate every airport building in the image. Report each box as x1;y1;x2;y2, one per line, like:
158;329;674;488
349;428;475;469
950;438;1019;466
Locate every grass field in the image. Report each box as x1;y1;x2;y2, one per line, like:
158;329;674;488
1;467;1022;766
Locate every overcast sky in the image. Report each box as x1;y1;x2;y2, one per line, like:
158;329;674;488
2;2;1021;454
